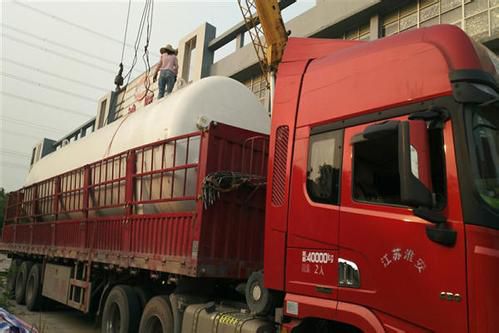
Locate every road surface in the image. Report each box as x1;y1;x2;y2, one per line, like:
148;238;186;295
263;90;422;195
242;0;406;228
0;255;99;333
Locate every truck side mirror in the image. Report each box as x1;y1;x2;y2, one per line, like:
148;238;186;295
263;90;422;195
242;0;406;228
360;119;433;208
398;121;433;208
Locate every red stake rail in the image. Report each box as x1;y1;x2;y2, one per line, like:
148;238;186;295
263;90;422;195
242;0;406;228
1;123;269;280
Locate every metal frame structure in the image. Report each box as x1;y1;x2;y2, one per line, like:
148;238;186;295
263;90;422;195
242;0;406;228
2;123;269;281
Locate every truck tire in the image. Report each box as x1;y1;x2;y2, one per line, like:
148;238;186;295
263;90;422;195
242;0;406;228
133;286;152;311
245;270;273;315
101;285;141;333
15;261;33;305
6;259;21;299
25;264;43;311
138;295;174;333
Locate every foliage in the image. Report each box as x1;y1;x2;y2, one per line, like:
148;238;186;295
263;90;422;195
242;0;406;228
0;188;5;230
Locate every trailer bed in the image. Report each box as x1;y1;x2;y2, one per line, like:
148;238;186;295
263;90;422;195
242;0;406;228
1;123;268;280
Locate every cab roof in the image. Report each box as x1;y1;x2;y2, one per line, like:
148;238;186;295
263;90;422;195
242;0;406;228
277;25;495;127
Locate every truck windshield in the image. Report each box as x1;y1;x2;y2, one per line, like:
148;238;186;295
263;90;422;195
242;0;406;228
469;105;499;212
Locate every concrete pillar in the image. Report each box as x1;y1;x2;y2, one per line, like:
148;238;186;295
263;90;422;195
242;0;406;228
370;15;381;40
177;22;217;86
236;32;245;49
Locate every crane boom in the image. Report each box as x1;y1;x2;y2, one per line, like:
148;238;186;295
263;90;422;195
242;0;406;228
238;0;288;80
254;0;288;70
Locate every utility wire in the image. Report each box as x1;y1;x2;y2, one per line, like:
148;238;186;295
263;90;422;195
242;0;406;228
12;0;135;50
120;0;132;63
124;0;151;81
0;150;30;158
1;129;45;141
0;116;67;133
1;57;108;92
1;161;28;169
3;33;116;75
1;72;96;102
2;23;116;66
1;91;93;117
142;0;155;97
1;24;142;75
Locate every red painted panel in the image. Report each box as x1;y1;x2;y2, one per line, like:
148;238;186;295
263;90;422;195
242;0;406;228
264;60;309;291
87;219;122;252
284;293;337;321
15;224;31;244
32;223;52;246
466;224;499;333
338;122;467;332
197;124;268;279
2;225;14;243
286;248;338;300
298;42;452;128
54;221;80;248
129;214;195;258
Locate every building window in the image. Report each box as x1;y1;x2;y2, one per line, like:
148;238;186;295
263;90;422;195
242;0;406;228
382;0;497;41
98;98;108;129
182;36;197;84
344;23;371;41
306;130;343;205
244;74;268;104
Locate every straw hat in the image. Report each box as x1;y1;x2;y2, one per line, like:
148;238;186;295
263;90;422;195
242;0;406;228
160;44;177;53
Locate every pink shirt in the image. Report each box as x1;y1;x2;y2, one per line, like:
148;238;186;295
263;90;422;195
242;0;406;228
157;53;178;75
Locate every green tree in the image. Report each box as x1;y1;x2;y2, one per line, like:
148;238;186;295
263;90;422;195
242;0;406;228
0;188;6;230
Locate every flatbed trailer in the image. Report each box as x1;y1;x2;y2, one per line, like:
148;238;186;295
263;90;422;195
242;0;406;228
1;122;268;312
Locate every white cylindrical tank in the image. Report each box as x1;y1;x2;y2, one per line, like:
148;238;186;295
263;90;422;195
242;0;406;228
25;77;270;220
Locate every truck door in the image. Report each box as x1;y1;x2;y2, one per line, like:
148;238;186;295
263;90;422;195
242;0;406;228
338;114;468;332
285;125;343;301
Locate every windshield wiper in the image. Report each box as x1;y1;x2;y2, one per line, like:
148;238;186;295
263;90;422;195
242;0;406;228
479;97;499;106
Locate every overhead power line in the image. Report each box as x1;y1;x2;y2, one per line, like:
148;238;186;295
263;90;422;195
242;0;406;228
12;0;135;50
1;57;108;92
0;149;30;158
1;91;93;117
3;33;116;75
2;23;116;66
1;161;28;169
1;24;143;75
1;129;45;141
0;116;67;133
1;72;96;102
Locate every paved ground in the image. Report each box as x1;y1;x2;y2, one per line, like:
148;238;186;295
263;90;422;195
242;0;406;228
0;255;99;333
6;303;99;333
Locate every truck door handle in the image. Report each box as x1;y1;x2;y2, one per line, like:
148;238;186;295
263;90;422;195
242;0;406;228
338;258;360;288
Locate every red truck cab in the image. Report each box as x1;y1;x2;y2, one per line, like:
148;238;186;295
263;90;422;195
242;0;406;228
263;25;499;332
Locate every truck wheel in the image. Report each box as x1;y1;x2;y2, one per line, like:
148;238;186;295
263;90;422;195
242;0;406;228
25;264;44;311
101;285;141;333
245;271;273;315
138;296;174;333
15;261;33;305
133;286;152;311
6;259;21;299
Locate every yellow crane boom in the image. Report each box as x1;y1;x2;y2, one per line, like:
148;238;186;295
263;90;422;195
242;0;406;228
238;0;288;80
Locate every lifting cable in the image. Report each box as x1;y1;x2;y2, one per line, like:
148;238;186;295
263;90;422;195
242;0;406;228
142;0;154;98
114;0;132;90
107;0;155;157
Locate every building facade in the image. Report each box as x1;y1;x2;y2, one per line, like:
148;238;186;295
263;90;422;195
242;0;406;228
30;0;499;164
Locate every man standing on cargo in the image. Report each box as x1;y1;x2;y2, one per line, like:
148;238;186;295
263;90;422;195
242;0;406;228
153;44;178;99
